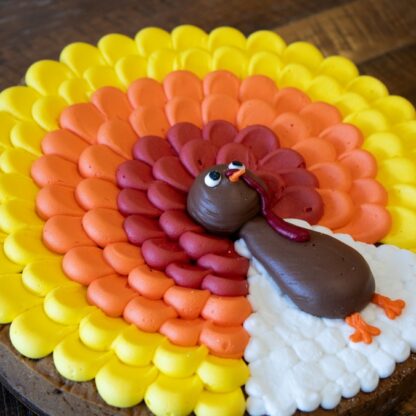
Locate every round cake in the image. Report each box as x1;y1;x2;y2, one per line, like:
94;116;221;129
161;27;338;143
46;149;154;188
0;25;415;416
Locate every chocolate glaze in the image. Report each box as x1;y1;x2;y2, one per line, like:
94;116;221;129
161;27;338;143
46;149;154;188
240;217;375;318
187;164;376;318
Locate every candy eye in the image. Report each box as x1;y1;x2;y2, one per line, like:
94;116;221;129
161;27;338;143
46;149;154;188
204;170;222;187
228;160;245;170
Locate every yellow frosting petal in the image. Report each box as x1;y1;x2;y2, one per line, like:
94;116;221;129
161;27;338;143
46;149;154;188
334;92;369;118
60;42;105;76
58;78;91;104
26;60;73;96
247;30;286;55
212;46;247;78
171;25;208;51
318;56;359;85
0;148;37;175
197;355;249;393
44;283;94;325
208;27;246;51
148;49;177;82
176;48;212;79
0;274;42;323
278;63;312;90
10;120;45;156
153;341;208;378
248;51;282;80
0;111;16;150
96;357;158;408
0;199;42;234
98;33;138;66
373;95;415;124
307;75;342;104
345;109;389;138
283;41;323;70
10;305;76;358
346;75;388;102
195;388;246;416
0;86;39;121
79;309;128;351
0;173;38;203
0;242;22;273
53;332;112;381
115;55;148;87
145;374;203;416
363;132;403;160
22;257;68;296
113;324;164;366
135;27;172;57
84;65;125;90
4;227;54;266
32;95;67;131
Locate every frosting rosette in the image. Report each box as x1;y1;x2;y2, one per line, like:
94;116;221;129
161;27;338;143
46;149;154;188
0;25;415;416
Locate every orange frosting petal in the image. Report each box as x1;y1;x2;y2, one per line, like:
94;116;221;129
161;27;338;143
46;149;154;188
292;138;337;168
317;189;355;229
43;215;95;253
127;78;167;108
309;162;352;192
128;264;175;300
274;87;311;115
203;70;240;99
97;119;138;159
300;102;342;137
319;123;364;156
60;102;106;144
163;71;203;101
239;75;278;104
41;129;89;163
63;246;115;285
88;274;137;317
103;242;144;276
199;322;249;359
271;113;309;148
31;154;82;187
237;99;276;130
350;178;388;205
129;106;170;137
339;149;377;179
335;204;391;243
165;97;203;127
201;296;252;326
163;286;210;320
202;94;239;125
78;144;126;182
160;318;205;346
91;86;132;120
36;184;84;219
124;296;178;332
82;207;127;247
75;178;119;210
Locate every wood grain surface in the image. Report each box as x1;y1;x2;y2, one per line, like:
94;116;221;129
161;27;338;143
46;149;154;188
0;0;416;415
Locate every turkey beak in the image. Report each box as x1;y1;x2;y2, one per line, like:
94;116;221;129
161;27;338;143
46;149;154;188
229;167;246;182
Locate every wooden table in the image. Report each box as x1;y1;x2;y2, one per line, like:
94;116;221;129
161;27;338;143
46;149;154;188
0;0;415;415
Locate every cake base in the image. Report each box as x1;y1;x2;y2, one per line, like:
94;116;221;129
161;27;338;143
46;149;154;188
1;325;415;416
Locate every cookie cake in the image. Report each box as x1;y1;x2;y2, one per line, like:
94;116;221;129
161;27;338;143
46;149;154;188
0;25;416;416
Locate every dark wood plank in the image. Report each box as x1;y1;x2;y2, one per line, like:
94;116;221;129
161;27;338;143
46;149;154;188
276;0;416;63
0;0;350;90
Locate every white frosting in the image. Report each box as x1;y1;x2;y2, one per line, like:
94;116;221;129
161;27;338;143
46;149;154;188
237;219;416;416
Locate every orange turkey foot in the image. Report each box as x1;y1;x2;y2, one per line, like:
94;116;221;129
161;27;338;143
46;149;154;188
345;313;381;344
372;293;406;319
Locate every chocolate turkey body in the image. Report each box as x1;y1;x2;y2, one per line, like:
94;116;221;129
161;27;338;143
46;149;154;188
187;164;375;319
